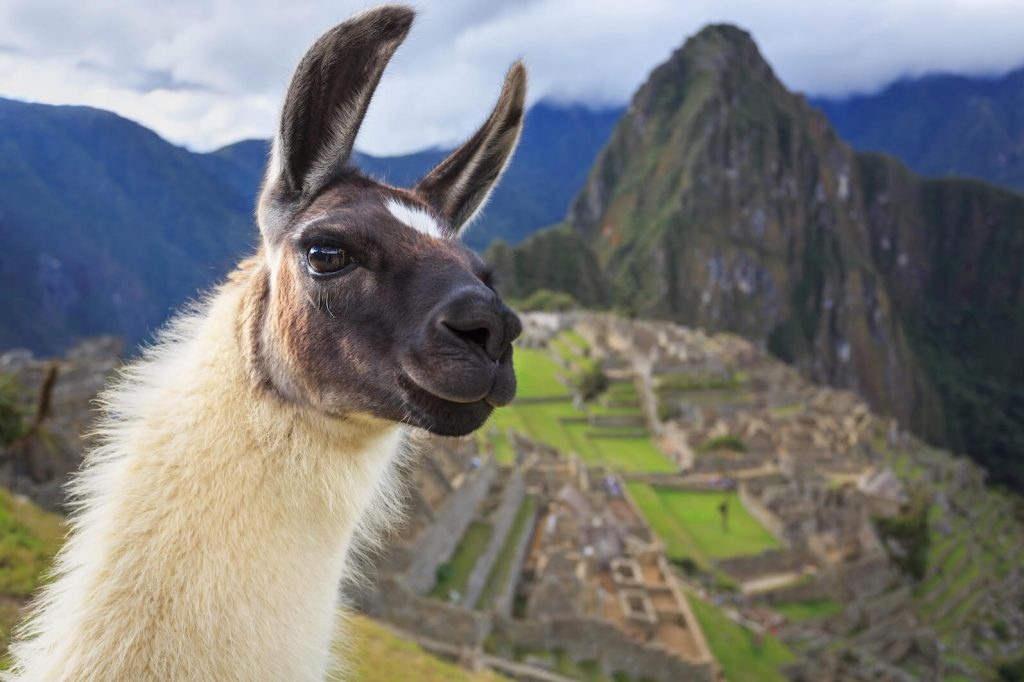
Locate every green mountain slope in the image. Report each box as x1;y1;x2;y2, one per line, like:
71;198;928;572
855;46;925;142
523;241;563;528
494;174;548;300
491;25;1024;490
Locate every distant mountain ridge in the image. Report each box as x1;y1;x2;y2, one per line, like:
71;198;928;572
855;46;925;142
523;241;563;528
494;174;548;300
489;25;1024;490
0;98;619;354
814;67;1024;193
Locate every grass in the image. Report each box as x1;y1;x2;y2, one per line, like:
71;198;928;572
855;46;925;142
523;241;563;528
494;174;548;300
687;595;794;682
626;482;710;569
514;402;580;453
477;496;537;610
430;522;493;601
340;613;508;681
495;400;675;474
560;330;591;352
588;436;677;473
625;483;780;561
495;343;676;474
513;348;571;398
773;599;842;622
0;488;65;659
486;432;515;465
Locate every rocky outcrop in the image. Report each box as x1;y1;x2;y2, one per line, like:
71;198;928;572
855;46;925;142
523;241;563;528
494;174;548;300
0;336;122;510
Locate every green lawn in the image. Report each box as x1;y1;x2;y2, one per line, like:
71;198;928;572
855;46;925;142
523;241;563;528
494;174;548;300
514;402;579;453
589;436;677;473
625;483;780;562
513;347;571;398
430;522;493;601
773;599;842;622
687;595;794;682
477;496;537;611
626;482;710;568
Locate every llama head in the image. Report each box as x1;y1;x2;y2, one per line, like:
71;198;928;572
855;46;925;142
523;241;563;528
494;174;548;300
254;6;524;437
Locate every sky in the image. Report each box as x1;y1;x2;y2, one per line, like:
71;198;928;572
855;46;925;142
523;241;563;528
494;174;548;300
1;0;1022;156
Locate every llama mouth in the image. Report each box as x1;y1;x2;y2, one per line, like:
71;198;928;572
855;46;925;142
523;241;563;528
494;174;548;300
395;371;495;436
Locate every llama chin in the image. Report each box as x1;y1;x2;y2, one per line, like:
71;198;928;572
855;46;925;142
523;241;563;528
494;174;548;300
5;6;526;680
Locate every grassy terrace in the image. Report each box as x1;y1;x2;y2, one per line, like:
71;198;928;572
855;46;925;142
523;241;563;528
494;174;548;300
513;347;572;398
476;496;537;610
483;340;676;474
625;483;781;563
773;599;842;623
687;595;794;682
430;521;493;601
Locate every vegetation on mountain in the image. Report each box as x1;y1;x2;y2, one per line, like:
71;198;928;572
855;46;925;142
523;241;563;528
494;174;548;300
814;67;1024;194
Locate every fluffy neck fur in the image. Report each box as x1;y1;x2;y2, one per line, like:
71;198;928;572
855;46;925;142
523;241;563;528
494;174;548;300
6;264;407;681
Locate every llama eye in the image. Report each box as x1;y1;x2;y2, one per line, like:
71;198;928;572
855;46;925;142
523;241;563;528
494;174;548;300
306;245;353;275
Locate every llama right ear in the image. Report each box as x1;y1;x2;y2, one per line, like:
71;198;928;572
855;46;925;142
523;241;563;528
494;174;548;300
414;62;527;236
267;6;414;202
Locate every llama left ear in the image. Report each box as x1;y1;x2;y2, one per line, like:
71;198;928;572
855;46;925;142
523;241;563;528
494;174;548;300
415;62;527;236
270;6;414;201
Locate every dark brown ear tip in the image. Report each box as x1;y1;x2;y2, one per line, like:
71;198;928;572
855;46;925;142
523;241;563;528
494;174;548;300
504;61;528;100
366;5;416;39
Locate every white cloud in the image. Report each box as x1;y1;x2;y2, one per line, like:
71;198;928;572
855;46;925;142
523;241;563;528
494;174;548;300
0;0;1022;155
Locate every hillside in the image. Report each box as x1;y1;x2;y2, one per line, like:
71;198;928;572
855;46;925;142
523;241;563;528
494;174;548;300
0;99;617;355
490;25;1024;491
814;67;1024;193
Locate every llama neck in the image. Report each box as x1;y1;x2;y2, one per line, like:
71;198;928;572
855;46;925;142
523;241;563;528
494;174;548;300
9;274;407;681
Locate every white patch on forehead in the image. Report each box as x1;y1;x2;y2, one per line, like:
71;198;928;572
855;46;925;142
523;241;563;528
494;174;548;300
385;198;445;240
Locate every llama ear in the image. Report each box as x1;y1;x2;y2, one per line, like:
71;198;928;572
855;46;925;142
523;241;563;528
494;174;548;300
270;6;414;200
415;62;527;236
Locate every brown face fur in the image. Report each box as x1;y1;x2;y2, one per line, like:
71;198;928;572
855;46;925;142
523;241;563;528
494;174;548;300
252;177;519;436
250;7;526;437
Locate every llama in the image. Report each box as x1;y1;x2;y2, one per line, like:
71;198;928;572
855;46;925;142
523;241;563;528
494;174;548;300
6;6;525;680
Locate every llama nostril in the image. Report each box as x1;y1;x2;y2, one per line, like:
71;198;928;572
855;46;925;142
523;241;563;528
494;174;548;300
444;323;493;357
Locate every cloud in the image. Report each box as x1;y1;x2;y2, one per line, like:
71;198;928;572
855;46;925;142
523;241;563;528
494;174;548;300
0;0;1022;155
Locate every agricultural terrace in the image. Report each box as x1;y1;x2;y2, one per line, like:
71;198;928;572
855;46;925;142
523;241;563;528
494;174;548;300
481;337;676;474
625;483;781;567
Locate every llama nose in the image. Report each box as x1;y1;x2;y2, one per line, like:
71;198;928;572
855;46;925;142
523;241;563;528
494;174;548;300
440;292;520;362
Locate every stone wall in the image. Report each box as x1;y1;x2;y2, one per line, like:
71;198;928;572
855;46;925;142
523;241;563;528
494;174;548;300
716;548;803;581
494;615;715;682
364;575;491;647
404;458;496;594
738;480;788;546
462;469;526;608
491;503;538;616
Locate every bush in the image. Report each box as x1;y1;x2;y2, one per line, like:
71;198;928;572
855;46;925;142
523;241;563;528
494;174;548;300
514;288;578;313
999;656;1024;682
697;434;747;454
873;489;930;581
0;375;26;447
572;363;609;402
435;563;452;586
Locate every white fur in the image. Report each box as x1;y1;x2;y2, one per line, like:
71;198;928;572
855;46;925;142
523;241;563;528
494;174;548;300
4;279;409;681
385;198;445;239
